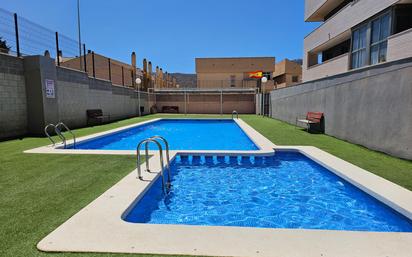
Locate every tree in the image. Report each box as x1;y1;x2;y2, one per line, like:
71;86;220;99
0;37;11;54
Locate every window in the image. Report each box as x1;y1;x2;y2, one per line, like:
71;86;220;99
262;72;271;80
370;13;390;65
351;11;391;69
230;75;236;87
351;25;368;69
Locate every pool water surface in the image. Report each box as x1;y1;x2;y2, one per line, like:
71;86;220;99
124;151;412;232
73;119;258;150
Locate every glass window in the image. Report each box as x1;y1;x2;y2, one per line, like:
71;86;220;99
351;25;368;69
371;19;380;44
351;12;391;69
380;14;390;39
370;45;379;65
370;13;391;65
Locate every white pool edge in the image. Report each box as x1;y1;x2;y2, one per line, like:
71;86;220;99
24;117;276;155
31;118;412;257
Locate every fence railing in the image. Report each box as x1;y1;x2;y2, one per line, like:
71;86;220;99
0;8;169;92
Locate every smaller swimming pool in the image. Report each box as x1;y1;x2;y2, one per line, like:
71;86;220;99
124;151;412;232
73;119;259;151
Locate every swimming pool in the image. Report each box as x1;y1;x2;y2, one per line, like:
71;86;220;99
73;119;259;150
124;151;412;232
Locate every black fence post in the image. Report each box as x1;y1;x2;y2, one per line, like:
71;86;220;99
83;44;87;72
55;32;60;66
108;58;111;81
13;13;21;57
91;51;95;78
121;66;124;86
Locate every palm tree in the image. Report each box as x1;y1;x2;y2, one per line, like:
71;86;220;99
0;37;11;54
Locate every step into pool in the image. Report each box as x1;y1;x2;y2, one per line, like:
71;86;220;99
73;119;259;150
124;151;412;232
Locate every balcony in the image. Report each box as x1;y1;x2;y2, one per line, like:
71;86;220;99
304;0;399;53
305;0;344;21
387;28;412;62
303;53;349;82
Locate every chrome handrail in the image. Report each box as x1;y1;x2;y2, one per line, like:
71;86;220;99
150;136;171;185
55;122;76;149
136;138;169;194
232;110;239;119
44;124;56;146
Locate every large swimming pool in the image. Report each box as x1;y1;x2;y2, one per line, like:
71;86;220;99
124;151;412;232
73;119;259;150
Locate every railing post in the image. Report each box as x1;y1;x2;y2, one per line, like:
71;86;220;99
83;44;87;72
121;66;124;86
55;32;60;66
220;89;223;115
108;58;111;81
184;90;187;115
13;13;21;57
91;51;95;78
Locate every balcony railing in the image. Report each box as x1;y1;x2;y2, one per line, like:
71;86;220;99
304;53;349;82
387;28;412;62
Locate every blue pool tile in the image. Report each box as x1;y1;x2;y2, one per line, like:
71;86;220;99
124;151;412;232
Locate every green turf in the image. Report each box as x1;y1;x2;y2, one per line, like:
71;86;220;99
0;114;411;257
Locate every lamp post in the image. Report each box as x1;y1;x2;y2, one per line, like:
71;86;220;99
136;78;142;116
77;0;82;70
260;77;268;116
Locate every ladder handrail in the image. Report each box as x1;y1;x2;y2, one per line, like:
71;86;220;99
232;110;239;119
44;124;56;146
136;138;169;194
149;135;171;185
54;126;67;148
55;122;76;149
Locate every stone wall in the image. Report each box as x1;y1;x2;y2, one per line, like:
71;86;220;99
270;58;412;160
56;67;149;129
0;54;150;139
0;53;27;139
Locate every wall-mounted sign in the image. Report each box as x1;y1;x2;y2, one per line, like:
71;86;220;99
248;70;263;79
45;79;55;98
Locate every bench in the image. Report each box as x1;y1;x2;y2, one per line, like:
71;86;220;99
162;106;179;113
86;109;110;126
297;112;324;133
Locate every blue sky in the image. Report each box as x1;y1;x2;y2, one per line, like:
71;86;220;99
2;0;318;73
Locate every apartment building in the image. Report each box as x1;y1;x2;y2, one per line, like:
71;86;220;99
195;57;276;89
303;0;412;82
272;59;302;89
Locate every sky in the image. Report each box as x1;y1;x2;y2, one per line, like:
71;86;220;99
2;0;319;73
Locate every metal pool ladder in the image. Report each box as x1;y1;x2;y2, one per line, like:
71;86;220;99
136;137;171;194
232;110;239;119
44;122;76;149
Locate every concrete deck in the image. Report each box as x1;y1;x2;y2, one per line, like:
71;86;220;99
30;118;412;257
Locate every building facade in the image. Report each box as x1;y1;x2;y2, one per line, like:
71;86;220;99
195;57;276;89
272;59;302;89
303;0;412;82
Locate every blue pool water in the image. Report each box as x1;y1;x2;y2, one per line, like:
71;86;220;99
74;119;258;150
124;151;412;232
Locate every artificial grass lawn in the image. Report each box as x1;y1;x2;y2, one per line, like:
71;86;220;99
1;114;411;257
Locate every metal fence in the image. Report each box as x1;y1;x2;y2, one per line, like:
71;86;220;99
0;8;145;89
0;8;79;60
